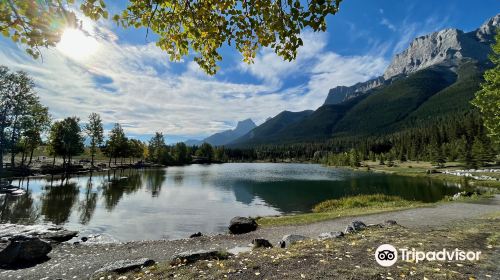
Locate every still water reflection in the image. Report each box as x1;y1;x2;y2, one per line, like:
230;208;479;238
0;163;461;241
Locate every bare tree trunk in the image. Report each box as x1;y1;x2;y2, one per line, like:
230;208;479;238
0;124;5;174
52;155;56;167
20;148;26;167
9;115;19;167
28;149;34;166
108;156;112;168
0;148;3;174
91;151;95;168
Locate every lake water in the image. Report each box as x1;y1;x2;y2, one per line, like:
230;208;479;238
0;163;462;241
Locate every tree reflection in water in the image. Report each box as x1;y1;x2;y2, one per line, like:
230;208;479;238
0;190;39;224
143;169;166;197
78;175;98;225
40;177;79;225
102;169;143;210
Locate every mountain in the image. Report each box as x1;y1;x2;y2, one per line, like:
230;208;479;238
185;139;203;146
186;119;257;146
230;14;498;147
230;110;314;146
204;119;257;146
324;14;499;105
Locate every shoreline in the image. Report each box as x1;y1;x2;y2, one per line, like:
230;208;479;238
2;196;499;279
334;160;500;189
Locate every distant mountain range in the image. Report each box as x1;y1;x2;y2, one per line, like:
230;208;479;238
225;13;499;147
185;119;256;146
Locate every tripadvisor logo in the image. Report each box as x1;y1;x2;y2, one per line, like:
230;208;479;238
375;244;481;267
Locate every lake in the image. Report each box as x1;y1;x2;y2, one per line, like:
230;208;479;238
0;163;462;241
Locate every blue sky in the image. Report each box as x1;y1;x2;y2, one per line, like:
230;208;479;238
1;0;499;143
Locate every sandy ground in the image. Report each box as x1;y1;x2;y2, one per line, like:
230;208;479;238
1;196;499;280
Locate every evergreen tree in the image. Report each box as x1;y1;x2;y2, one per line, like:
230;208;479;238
348;148;361;167
472;28;500;146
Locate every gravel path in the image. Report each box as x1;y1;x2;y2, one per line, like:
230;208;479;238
2;196;500;280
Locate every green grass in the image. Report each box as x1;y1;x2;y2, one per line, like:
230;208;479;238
312;194;412;212
257;194;428;227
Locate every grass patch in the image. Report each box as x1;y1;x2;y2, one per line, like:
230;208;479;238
312;194;411;212
257;194;427;227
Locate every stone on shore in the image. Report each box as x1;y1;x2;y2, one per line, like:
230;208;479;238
38;229;78;243
228;217;258;234
189;232;203;238
352;220;367;231
345;225;355;234
252;238;273;249
0;236;52;266
385;220;398;226
170;250;231;265
94;258;155;274
279;234;308;248
318;231;344;240
0;224;78;244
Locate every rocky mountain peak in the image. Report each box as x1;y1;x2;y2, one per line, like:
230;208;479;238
324;14;499;105
235;119;256;133
476;13;500;43
383;14;499;80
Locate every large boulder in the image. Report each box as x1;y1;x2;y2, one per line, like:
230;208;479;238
228;217;258;234
0;236;52;266
94;258;155;274
38;229;78;243
0;224;78;244
279;234;308;248
170;250;231;266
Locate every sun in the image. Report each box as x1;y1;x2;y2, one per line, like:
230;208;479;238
56;28;99;60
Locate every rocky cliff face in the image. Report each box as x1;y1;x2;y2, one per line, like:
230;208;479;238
475;14;500;43
324;77;387;105
382;27;491;80
324;14;499;105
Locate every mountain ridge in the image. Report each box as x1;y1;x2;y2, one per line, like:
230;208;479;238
186;118;256;146
324;14;498;106
228;14;498;147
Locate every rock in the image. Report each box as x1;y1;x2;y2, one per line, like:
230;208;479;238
189;232;203;238
81;237;88;242
94;258;155;274
366;223;384;229
318;231;344;240
0;236;52;265
385;220;397;226
383;22;495;80
252;238;273;249
351;220;367;231
280;234;308;248
0;224;78;244
344;225;355;234
228;217;258;234
38;230;78;243
170;250;231;265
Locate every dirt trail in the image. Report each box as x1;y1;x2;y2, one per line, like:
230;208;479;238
1;196;499;280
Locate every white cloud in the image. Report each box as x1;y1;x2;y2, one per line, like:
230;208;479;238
380;18;396;31
0;19;388;141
